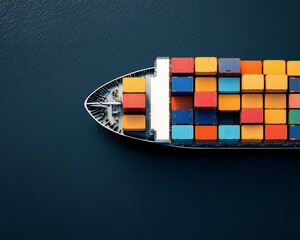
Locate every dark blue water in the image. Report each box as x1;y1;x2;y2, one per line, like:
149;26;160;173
1;0;300;239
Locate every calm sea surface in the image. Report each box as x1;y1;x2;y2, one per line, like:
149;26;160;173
1;0;300;239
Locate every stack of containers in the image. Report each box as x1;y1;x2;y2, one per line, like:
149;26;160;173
287;61;300;141
170;58;194;143
218;58;241;142
122;77;146;131
240;60;264;142
263;60;288;141
194;57;218;142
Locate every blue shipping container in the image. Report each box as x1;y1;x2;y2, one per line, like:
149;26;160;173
289;77;300;92
172;77;194;95
172;125;194;143
218;58;240;76
218;77;240;93
290;125;300;141
172;110;193;124
194;110;217;125
219;125;240;142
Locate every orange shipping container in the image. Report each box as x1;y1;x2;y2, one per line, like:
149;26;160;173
122;77;146;93
265;75;288;92
241;74;264;92
241;125;263;142
171;96;193;110
123;93;146;113
242;94;263;108
263;60;286;75
195;126;217;141
240;60;262;74
287;61;300;76
195;57;217;75
122;114;146;131
195;77;217;92
218;94;240;111
264;109;286;124
289;94;300;108
265;125;287;141
264;94;286;109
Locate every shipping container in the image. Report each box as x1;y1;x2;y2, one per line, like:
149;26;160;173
263;60;286;75
290;125;300;141
241;125;263;142
289;94;300;108
265;125;287;142
218;58;240;76
172;110;194;125
240;109;263;124
265;109;286;124
218;94;240;111
171;125;194;143
122;77;146;93
218;77;240;93
289;77;300;92
171;58;194;74
195;77;217;92
194;110;217;125
287;61;300;76
171;77;194;95
264;94;287;109
289;110;300;124
122;114;146;131
195;126;217;141
122;93;146;113
171;96;193;110
241;74;264;92
194;92;217;109
265;75;288;92
240;60;262;74
242;94;263;108
195;57;217;75
218;125;240;142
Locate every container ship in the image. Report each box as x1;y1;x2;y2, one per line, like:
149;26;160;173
84;57;300;149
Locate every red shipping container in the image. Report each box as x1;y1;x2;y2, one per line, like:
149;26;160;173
171;96;193;110
289;94;300;108
194;92;217;109
123;93;146;113
171;58;194;74
240;108;263;124
265;125;287;142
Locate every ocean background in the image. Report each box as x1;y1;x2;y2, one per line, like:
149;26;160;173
1;0;300;239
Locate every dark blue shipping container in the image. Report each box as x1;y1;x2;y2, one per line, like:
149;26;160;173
194;110;217;125
290;125;300;141
172;110;193;124
289;77;300;92
172;77;194;95
218;58;240;76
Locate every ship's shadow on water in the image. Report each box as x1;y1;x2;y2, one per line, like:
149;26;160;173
99;126;296;163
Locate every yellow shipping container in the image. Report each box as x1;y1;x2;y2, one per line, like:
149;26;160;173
122;114;146;131
218;94;240;111
242;94;263;108
263;60;286;75
241;125;263;142
265;75;287;92
264;109;286;124
287;61;300;76
195;77;217;92
241;74;264;92
195;57;217;75
264;94;286;109
123;77;146;93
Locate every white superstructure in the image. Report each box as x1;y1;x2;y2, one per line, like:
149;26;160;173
150;58;170;142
